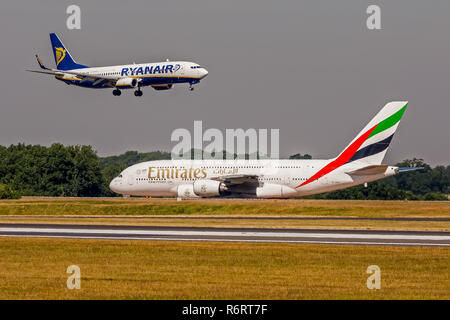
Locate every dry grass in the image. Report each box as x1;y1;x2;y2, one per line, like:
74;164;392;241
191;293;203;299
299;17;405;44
0;216;448;231
0;198;449;231
0;198;449;217
0;237;448;300
0;198;448;299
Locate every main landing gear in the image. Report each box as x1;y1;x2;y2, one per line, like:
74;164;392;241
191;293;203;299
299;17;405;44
112;88;143;97
189;84;194;91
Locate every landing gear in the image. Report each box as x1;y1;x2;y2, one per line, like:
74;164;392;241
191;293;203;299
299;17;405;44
188;80;200;91
134;83;143;97
112;89;121;96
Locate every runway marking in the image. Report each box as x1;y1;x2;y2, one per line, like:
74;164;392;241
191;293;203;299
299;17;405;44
1;234;449;247
1;226;450;241
0;226;449;247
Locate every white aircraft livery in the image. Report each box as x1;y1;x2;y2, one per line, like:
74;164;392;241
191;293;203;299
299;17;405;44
27;33;208;96
110;101;420;198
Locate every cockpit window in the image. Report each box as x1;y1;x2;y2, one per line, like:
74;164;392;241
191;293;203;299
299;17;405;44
190;66;201;69
118;174;123;178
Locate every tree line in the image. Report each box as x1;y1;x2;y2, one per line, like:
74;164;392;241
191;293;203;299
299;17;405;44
0;144;448;200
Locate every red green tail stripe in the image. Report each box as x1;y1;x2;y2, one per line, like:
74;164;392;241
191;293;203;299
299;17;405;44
368;104;407;138
296;103;407;189
296;124;377;188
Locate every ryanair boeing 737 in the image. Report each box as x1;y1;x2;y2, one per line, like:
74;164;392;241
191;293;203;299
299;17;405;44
27;33;208;96
110;101;421;198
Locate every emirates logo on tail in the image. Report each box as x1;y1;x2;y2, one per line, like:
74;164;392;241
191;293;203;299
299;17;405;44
55;47;66;66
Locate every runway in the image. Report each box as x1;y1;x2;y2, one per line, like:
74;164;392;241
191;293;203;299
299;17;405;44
0;223;449;247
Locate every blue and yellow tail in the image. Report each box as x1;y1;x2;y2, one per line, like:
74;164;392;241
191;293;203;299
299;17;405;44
49;33;88;70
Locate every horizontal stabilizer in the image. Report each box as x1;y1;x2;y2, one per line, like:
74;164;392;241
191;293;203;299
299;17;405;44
398;167;424;173
346;165;389;176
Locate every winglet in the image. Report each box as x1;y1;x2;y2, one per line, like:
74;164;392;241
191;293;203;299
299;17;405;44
35;54;49;70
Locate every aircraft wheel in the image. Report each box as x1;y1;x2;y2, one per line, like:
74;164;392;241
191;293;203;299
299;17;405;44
113;89;121;96
134;90;143;97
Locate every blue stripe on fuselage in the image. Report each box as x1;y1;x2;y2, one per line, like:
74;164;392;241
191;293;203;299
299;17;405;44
55;76;201;89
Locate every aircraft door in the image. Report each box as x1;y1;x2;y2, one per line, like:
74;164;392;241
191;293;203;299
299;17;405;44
127;173;134;186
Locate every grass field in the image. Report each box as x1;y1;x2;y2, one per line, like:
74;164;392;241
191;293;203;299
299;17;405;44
1;197;449;217
0;198;449;231
0;198;448;299
0;237;448;299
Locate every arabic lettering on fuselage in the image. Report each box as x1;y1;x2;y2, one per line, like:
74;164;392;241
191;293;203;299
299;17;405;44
121;64;180;77
148;167;239;179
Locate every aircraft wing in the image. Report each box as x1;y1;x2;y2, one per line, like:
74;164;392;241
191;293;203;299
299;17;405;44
27;68;117;87
27;55;119;85
26;69;64;76
210;174;259;185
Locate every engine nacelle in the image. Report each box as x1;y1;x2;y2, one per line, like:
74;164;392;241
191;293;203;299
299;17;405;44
193;180;226;197
256;183;296;198
116;77;139;88
177;184;199;199
152;84;173;91
55;74;81;84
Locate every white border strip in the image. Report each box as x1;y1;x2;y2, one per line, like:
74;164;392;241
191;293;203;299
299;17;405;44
1;234;449;247
0;227;449;241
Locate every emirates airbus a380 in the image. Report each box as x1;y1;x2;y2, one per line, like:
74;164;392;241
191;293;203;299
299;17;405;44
110;101;420;199
27;33;208;97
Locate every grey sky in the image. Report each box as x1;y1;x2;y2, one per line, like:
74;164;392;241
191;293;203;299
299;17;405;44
0;0;449;165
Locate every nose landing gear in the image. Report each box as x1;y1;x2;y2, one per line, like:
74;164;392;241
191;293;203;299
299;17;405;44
188;80;200;91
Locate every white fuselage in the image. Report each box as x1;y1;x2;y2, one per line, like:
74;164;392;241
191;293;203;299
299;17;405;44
55;61;208;89
109;159;398;198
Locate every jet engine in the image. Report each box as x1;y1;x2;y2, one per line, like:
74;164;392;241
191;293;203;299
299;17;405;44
193;180;227;197
177;184;199;199
152;84;173;91
256;184;296;198
115;77;139;88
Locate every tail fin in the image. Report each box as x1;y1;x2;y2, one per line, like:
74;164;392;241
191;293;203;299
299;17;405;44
295;101;407;189
49;33;87;70
337;101;408;165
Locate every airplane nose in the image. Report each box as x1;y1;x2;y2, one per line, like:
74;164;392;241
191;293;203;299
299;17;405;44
109;179;121;194
109;180;116;193
200;68;208;79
